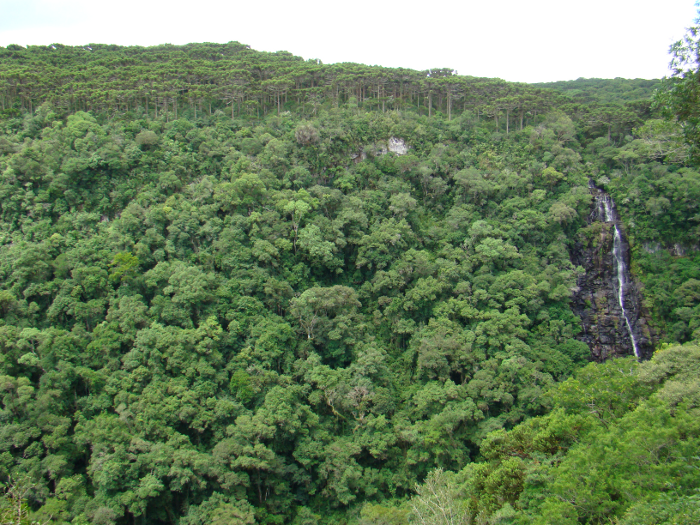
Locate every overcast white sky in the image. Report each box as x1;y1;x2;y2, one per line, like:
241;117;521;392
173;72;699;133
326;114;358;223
0;0;696;83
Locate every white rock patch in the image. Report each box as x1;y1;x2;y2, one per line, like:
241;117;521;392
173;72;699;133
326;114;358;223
387;137;408;155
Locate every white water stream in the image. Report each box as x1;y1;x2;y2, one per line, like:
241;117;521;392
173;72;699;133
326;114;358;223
595;192;641;358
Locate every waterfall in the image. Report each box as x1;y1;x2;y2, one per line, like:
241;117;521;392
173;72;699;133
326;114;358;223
572;181;652;361
593;189;641;359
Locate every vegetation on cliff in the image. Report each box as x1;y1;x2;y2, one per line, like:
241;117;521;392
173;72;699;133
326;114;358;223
0;35;698;524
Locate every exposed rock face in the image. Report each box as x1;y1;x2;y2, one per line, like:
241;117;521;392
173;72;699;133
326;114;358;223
387;137;409;155
351;137;408;162
642;241;699;255
350;151;367;163
570;184;655;361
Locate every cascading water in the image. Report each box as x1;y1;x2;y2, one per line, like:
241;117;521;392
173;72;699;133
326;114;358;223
593;190;641;359
571;182;652;361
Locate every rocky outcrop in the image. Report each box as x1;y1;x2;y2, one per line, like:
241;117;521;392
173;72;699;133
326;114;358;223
387;137;409;155
642;241;700;256
350;137;409;163
570;184;655;361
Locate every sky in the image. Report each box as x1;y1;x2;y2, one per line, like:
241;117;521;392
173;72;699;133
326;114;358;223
0;0;697;83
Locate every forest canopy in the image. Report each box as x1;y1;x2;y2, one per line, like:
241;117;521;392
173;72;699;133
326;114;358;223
0;40;699;524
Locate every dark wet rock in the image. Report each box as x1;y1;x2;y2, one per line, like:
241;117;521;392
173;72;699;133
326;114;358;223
570;184;656;362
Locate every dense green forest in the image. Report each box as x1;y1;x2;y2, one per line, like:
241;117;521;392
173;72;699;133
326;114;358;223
0;31;699;525
532;78;662;105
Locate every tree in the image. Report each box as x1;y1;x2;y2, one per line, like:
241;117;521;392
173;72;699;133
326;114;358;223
586;105;637;144
657;10;700;160
295;123;319;145
410;469;470;525
134;130;158;149
0;477;44;525
289;285;360;340
109;252;140;284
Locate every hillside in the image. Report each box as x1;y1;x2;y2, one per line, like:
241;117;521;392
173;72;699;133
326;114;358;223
0;42;699;525
532;77;662;105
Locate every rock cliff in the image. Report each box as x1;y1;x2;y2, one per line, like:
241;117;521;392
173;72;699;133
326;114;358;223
570;184;655;361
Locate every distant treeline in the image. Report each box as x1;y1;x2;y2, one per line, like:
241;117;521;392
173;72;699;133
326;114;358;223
1;43;654;129
533;77;662;104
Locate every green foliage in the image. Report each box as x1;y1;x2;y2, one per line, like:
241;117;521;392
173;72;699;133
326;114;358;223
0;35;695;525
108;252;140;284
410;469;470;525
412;342;700;524
533;78;661;105
360;501;410;525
